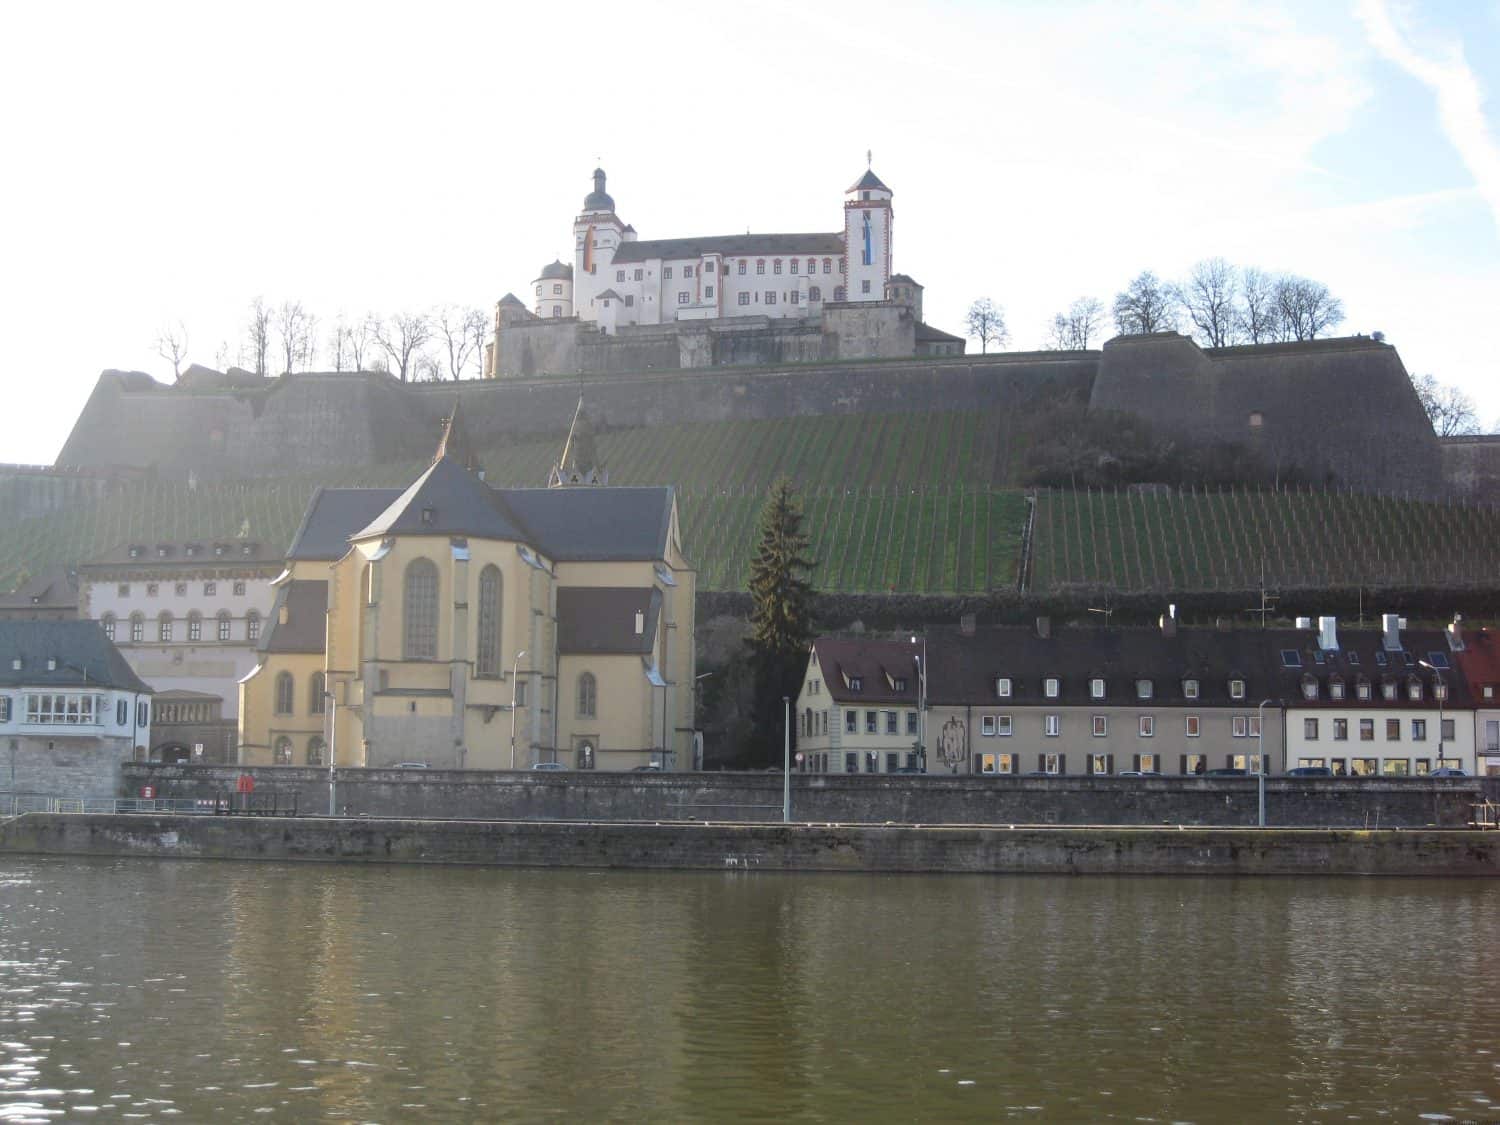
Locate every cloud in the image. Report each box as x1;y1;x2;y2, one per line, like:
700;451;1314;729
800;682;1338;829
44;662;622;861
1357;0;1500;235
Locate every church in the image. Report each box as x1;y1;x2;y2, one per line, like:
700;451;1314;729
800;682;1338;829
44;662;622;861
484;164;965;378
236;403;697;772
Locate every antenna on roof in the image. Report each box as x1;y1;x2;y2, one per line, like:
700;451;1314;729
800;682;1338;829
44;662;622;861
1241;558;1279;627
866;148;872;168
1087;599;1114;628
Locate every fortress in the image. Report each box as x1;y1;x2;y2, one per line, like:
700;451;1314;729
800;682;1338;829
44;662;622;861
482;165;965;379
54;331;1463;501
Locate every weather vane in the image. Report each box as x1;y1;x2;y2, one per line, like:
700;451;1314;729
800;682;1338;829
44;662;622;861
866;148;872;168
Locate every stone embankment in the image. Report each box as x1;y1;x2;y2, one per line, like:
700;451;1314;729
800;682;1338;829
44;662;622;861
2;814;1498;876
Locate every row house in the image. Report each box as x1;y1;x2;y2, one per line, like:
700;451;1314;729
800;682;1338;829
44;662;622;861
798;611;1487;777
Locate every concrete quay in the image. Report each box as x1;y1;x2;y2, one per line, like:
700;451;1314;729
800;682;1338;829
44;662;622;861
2;814;1498;876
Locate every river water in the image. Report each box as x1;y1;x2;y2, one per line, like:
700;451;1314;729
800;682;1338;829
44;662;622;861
1;858;1497;1122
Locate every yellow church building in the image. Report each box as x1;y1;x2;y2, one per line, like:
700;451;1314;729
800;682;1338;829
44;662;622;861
237;403;696;771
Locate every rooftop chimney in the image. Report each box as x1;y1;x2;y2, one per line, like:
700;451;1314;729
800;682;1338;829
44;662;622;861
1318;616;1338;652
1036;616;1051;639
634;610;644;635
1447;613;1465;652
1160;604;1177;638
1381;613;1402;652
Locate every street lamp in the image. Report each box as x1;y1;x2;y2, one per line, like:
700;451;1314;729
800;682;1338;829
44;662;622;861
325;687;337;816
1256;698;1281;828
783;695;791;823
1418;660;1446;772
912;634;927;773
509;649;528;770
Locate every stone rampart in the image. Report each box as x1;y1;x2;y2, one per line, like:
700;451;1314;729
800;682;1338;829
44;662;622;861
3;814;1497;876
118;764;1490;829
1442;435;1500;506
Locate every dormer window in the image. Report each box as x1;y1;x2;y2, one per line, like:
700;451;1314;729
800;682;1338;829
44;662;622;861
1381;679;1397;702
1485;685;1495;700
214;545;227;557
1346;651;1360;666
1135;679;1153;700
156;546;168;558
1229;678;1246;700
1356;679;1371;701
1044;677;1060;699
1434;681;1448;702
1407;677;1422;703
849;675;862;692
421;508;434;526
995;676;1012;699
1183;678;1199;700
1090;678;1105;700
128;546;143;559
892;677;908;692
1300;673;1318;701
1330;678;1345;701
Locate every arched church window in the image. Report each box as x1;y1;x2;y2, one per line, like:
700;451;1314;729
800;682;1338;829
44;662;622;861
822;258;831;274
188;611;202;642
101;614;115;642
476;565;503;678
403;558;438;659
756;260;765;275
275;671;294;716
130;613;144;643
216;610;231;641
247;610;261;640
577;672;597;719
158;612;173;642
306;736;326;767
309;671;326;715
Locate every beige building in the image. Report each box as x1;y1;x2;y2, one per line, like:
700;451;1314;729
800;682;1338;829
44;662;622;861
238;406;695;771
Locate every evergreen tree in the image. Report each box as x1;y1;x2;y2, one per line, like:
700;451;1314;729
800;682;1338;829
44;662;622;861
745;478;816;764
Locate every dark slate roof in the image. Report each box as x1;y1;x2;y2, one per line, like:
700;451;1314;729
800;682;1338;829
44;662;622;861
288;488;404;561
923;625;1282;708
538;260;573;281
612;232;844;264
0;571;78;612
848;169;891;193
1268;626;1474;710
498;292;527;307
81;540;283;569
498;487;674;562
915;322;964;343
890;273;919;286
0;620;152;693
557;587;661;655
258;581;327;655
812;638;922;705
355;457;529;542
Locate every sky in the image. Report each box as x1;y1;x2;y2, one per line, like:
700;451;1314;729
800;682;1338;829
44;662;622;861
0;0;1496;465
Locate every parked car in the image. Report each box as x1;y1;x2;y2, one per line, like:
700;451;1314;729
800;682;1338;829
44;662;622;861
531;762;567;771
1429;767;1469;778
631;764;662;772
890;766;925;774
1204;767;1249;777
1115;770;1161;777
1286;766;1334;777
393;762;428;769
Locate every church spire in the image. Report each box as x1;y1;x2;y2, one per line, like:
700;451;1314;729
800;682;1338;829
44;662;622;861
433;399;481;474
548;394;607;487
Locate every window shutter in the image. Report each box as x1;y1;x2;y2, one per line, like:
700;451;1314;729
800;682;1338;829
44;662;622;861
1133;753;1141;771
1106;754;1114;775
1179;754;1187;775
1058;753;1066;776
1038;752;1047;772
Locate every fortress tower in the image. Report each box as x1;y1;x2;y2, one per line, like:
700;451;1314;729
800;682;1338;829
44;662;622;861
843;165;893;303
570;168;632;319
533;260;573;318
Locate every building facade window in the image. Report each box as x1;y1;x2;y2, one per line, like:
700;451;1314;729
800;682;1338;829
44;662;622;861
403;558;439;659
1360;718;1375;740
1138;715;1155;737
678;292;689;304
234;581;246;596
834;286;846;301
307;736;326;766
738;292;750;306
765;292;777;305
158;613;173;642
188;612;202;642
1185;714;1200;737
246;610;260;641
217;611;231;641
476;565;502;677
1304;717;1319;740
275;672;294;716
885;711;898;735
1044;714;1060;737
1411;718;1427;741
1183;678;1199;699
906;712;919;736
101;614;115;642
204;582;216;597
130;614;144;643
809;286;821;302
1387;718;1401;741
861;279;871;294
1090;678;1105;700
1044;677;1060;698
1092;715;1107;737
1136;679;1153;700
1333;718;1348;741
773;260;782;274
982;715;996;736
309;671;326;715
1229;678;1246;700
577;672;597;719
757;260;765;274
845;710;856;734
865;710;877;733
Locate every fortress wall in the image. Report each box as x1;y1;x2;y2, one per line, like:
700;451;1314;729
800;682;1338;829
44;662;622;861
1441;436;1500;506
0;469;113;520
1090;334;1445;496
821;300;916;360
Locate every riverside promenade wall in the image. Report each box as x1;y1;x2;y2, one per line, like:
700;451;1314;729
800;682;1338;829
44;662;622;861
119;765;1493;829
2;815;1498;876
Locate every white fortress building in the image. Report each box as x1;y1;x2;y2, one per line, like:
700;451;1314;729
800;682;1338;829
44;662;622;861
485;164;963;379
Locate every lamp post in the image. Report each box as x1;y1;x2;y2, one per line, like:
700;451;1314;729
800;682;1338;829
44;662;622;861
325;688;336;816
509;649;528;770
783;695;791;823
1255;698;1279;828
913;635;927;773
1419;661;1445;772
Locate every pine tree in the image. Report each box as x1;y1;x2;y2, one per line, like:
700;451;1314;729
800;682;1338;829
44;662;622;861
745;478;816;763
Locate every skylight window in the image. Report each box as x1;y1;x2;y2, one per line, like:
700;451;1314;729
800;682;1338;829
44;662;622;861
1426;652;1450;669
1402;651;1414;667
1375;651;1387;667
1280;649;1301;668
1346;651;1360;666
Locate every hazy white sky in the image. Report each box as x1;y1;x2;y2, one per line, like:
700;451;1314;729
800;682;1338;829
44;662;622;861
1;0;1496;465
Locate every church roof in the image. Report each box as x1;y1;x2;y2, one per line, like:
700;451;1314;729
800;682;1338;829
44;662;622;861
537;260;574;281
612;232;844;264
258;580;327;654
556;587;662;655
288;488;404;561
848;168;891;193
498;292;527;307
499;487;674;562
354;456;529;542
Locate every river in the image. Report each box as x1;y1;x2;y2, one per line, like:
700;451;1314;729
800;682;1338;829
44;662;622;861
1;858;1497;1121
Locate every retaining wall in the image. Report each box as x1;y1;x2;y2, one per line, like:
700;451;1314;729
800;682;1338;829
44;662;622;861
118;764;1494;829
2;814;1496;876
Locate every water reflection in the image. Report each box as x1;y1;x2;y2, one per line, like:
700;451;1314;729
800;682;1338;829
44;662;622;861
1;859;1497;1121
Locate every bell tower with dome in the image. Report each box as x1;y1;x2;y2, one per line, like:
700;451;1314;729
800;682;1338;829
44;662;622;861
571;167;631;320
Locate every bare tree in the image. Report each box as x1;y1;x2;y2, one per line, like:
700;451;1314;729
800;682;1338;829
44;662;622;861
1411;373;1480;436
1273;275;1344;341
964;297;1009;354
466;307;492;379
1238;267;1281;344
276;300;313;374
1111;271;1177;335
414;353;444;382
371;311;432;382
1174;258;1238;348
245;297;272;376
341;316;373;371
155;322;190;380
1047;297;1105;350
436;305;489;380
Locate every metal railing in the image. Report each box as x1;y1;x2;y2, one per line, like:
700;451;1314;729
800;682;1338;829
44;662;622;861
1;793;298;818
